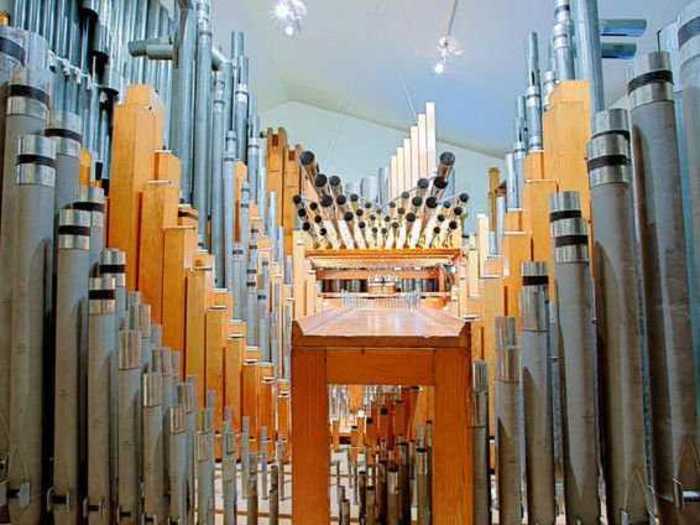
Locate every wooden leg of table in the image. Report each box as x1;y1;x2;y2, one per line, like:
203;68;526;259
292;347;329;523
433;348;473;525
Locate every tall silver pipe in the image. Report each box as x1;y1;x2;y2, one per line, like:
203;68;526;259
257;135;267;220
573;0;605;115
587;115;649;524
246;226;259;346
246;452;258;524
520;262;555;525
553;0;576;81
526;32;543;152
86;276;116;525
196;407;215;525
495;317;522;525
223;132;236;291
99;248;127;510
117;330;142;522
211;71;225;286
678;0;700;430
233;57;249;162
7;135;55;524
46;111;82;212
232;242;244;319
169;404;187;524
247;134;260;205
472;361;490;525
504;152;519;210
193;0;212;239
549;193;600;523
0;68;50;467
170;0;197;200
239;182;251;321
258;259;271;360
629;51;700;521
144;0;161;87
52;207;91;525
143;371;166;523
182;378;197;524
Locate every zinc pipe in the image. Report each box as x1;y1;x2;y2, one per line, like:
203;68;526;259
222;417;237;525
472;361;490;525
233;67;248;162
7;135;55;524
232;242;244;319
169;404;188;524
0;68;50;462
211;71;225;287
520;262;555;525
246;226;259;346
587;119;649;525
257;133;267;217
52;207;91;525
246;453;258;525
75;185;105;271
193;0;212;239
86;275;116;525
495;316;522;525
223;132;236;292
46;111;82;212
573;0;605;115
143;371;167;523
117;330;142;523
258;259;270;360
196;409;215;525
553;20;576;81
628;52;700;522
169;0;196;200
550;193;601;524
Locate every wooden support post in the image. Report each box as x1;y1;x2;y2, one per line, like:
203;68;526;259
433;348;473;525
291;347;329;524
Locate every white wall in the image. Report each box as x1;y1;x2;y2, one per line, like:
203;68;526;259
261;101;503;231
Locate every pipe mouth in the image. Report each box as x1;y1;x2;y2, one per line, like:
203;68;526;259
417;178;430;190
343;212;354;222
425;197;438;209
336;194;347;206
292;194;302;205
433;177;448;190
329;175;342;187
320;194;334;208
300;150;315;166
439;151;455;166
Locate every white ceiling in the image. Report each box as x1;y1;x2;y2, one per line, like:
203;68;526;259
211;0;687;157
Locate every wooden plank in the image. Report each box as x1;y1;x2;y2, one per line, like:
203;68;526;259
291;347;329;524
426;102;437;176
267;129;286;223
292;231;307;319
205;306;227;432
417;113;429;179
153;150;182;189
326;348;434;385
108;85;163;290
185;264;212;407
481;276;504;434
433;347;473;525
501;232;531;323
162;225;196;354
282;149;301;254
138;180;179;323
242;358;260;442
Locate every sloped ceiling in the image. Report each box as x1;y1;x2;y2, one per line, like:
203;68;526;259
211;0;687;156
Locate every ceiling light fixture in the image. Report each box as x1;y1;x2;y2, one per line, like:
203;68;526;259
433;0;462;74
272;0;307;37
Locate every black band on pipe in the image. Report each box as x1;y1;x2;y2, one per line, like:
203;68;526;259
627;69;673;93
58;225;90;236
523;275;549;286
89;289;116;300
100;264;125;274
73;201;105;212
0;37;26;65
45;127;83;143
555;234;588;247
679;16;700;48
8;84;49;105
549;209;581;222
17;153;54;168
587;154;629;172
554;4;570;16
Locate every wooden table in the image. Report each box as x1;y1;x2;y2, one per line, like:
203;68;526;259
291;307;473;524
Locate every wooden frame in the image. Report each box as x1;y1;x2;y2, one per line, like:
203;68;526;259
291;308;473;524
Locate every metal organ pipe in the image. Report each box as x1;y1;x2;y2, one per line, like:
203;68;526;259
628;51;700;520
